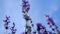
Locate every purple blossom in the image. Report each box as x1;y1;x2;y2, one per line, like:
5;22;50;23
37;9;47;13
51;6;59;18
36;23;46;31
22;0;30;13
10;22;17;34
3;16;10;30
24;15;30;21
45;15;55;26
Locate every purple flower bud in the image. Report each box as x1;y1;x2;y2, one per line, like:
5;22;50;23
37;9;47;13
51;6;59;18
48;18;55;25
36;23;42;27
22;0;30;13
6;16;10;20
45;15;55;26
10;22;17;34
24;15;30;20
3;16;10;30
36;23;46;31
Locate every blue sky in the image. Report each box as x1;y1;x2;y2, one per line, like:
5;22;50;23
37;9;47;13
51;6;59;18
0;0;60;34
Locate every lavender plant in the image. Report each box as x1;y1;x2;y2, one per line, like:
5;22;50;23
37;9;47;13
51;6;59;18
3;16;10;30
10;22;17;34
45;15;59;34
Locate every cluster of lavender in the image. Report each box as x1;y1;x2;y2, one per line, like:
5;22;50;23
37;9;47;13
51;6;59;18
21;0;60;34
3;16;10;30
10;22;17;34
22;0;34;34
45;15;59;34
3;16;16;34
36;23;47;34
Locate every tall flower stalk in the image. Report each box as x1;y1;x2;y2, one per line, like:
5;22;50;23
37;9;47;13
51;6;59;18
3;16;10;34
10;22;17;34
45;15;59;34
22;0;33;34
